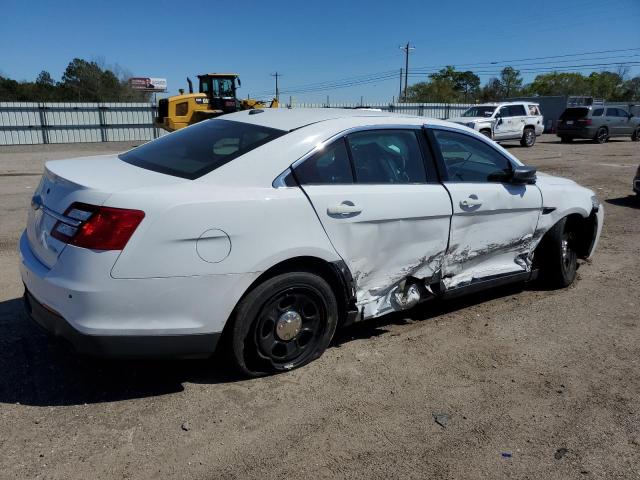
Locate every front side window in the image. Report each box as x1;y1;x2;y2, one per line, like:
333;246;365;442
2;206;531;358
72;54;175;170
433;129;513;183
606;108;620;117
346;130;427;184
119;119;285;179
294;138;353;185
498;106;510;117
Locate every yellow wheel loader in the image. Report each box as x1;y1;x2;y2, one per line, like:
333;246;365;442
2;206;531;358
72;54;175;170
154;73;279;132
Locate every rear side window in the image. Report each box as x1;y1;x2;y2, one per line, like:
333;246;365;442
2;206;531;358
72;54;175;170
346;130;427;184
294;138;353;185
592;108;604;116
528;105;541;116
119;119;285;179
560;108;589;120
507;105;527;117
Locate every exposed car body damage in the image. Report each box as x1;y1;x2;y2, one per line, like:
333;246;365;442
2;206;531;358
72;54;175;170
340;171;603;322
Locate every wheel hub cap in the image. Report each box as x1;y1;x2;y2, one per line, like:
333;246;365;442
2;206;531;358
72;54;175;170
276;310;302;341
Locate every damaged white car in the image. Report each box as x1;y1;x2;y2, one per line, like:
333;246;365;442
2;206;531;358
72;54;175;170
20;109;603;376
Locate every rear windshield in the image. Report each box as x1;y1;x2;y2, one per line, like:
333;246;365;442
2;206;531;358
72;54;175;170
119;119;286;179
560;107;590;120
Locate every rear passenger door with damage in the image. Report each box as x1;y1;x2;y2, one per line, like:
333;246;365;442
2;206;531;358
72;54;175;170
428;127;542;290
293;128;452;319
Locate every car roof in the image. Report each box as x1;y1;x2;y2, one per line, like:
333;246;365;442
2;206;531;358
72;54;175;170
220;108;427;131
475;101;538;107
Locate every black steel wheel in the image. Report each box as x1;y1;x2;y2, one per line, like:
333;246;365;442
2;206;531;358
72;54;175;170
594;127;608;144
520;127;536;147
227;271;338;377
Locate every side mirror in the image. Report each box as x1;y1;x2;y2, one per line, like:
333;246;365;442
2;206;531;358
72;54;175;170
237;78;242;87
496;118;503;125
511;165;537;184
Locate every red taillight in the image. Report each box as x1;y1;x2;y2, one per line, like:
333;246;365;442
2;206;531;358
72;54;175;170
51;202;145;251
577;118;592;125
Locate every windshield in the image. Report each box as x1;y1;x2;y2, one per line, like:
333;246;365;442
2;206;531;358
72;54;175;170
213;79;235;97
560;107;590;120
119;119;286;179
461;106;496;118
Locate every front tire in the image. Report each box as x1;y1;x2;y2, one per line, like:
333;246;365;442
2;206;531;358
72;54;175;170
480;129;492;139
520;127;536;147
227;271;338;377
594;127;608;144
538;218;577;289
632;127;640;142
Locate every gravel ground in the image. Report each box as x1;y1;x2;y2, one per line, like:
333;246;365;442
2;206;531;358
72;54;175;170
0;135;638;480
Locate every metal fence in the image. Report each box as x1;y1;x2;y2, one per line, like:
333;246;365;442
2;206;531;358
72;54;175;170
0;101;473;146
0;102;162;145
284;102;474;119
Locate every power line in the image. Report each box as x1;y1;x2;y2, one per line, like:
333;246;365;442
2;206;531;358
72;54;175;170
251;49;640;97
411;47;640;71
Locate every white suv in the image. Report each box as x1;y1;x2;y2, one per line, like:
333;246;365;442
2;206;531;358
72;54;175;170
450;102;544;147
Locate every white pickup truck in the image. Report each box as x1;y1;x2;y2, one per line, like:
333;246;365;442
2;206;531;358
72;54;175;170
450;102;544;147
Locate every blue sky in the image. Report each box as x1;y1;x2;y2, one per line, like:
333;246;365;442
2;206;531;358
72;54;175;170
1;0;639;102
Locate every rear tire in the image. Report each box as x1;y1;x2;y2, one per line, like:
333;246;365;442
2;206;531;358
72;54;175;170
227;271;338;377
632;127;640;142
559;136;572;143
537;218;577;289
594;127;608;144
520;127;536;147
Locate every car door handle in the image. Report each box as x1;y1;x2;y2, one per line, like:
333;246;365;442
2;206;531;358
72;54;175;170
460;197;482;208
327;202;362;216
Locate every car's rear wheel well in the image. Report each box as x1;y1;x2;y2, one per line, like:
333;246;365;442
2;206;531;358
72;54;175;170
225;256;355;336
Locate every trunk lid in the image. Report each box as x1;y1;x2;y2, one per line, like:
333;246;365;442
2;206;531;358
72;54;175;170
26;154;185;268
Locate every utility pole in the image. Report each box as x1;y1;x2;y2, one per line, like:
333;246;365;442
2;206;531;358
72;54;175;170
271;72;282;102
400;42;415;102
398;68;403;103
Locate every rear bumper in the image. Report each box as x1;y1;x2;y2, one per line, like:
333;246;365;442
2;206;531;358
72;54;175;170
24;289;220;358
556;126;596;138
19;231;260;357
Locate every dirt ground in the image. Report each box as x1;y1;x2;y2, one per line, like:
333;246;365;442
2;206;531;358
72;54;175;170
0;135;638;480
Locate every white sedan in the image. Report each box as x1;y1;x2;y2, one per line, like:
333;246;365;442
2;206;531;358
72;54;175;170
20;108;603;376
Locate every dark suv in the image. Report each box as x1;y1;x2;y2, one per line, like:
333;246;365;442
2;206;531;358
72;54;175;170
557;106;640;144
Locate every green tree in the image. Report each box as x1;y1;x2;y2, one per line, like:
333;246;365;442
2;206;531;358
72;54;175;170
479;78;503;102
588;71;625;101
526;72;589;96
455;71;480;102
622;76;640;101
405;66;480;103
498;66;522;98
